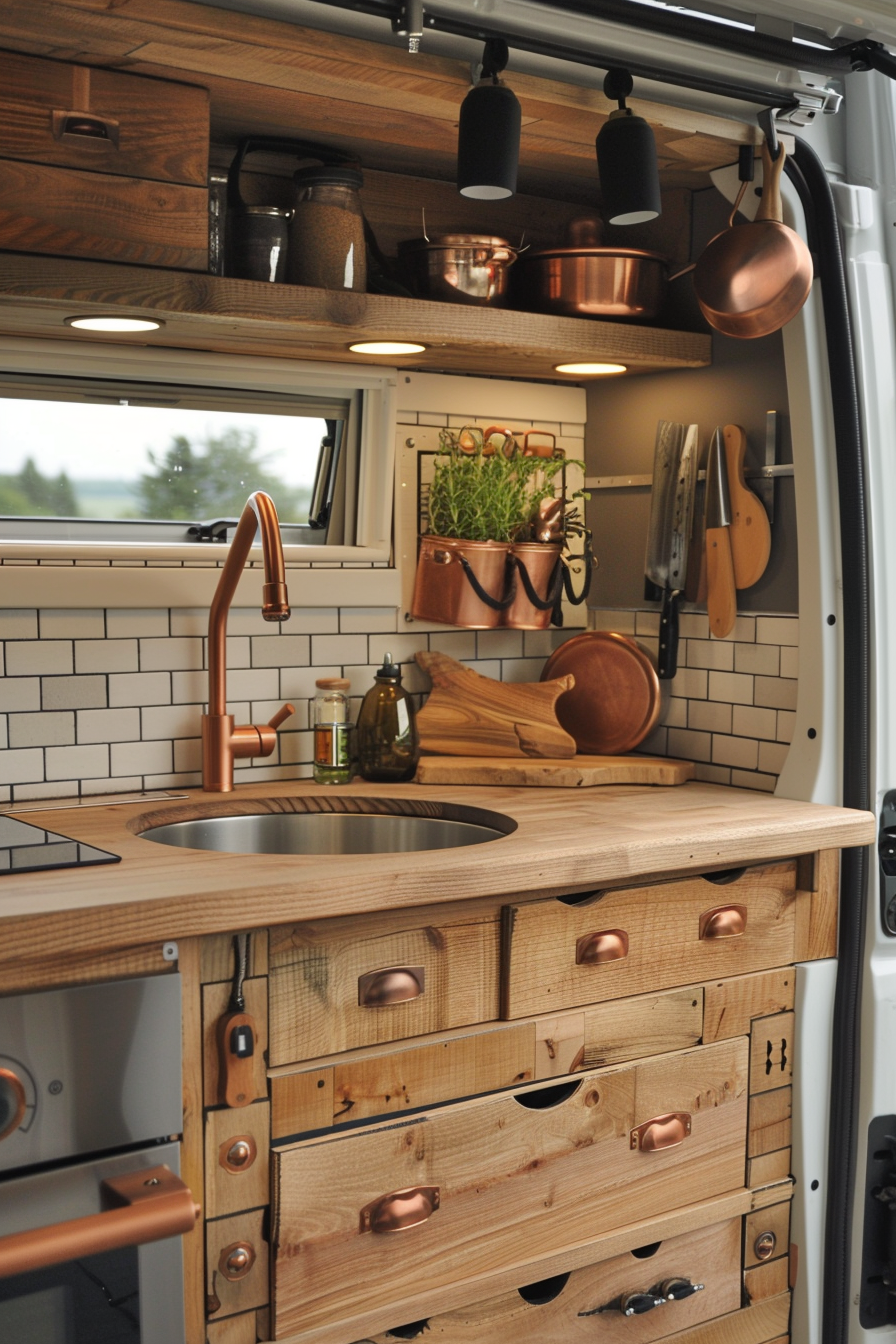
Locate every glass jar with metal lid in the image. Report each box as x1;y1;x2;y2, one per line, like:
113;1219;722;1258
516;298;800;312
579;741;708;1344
227;206;291;283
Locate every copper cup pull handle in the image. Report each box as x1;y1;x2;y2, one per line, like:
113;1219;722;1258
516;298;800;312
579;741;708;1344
576;929;629;965
630;1112;692;1152
51;109;120;146
0;1069;27;1142
360;1185;440;1234
0;1165;200;1279
699;905;747;939
358;966;425;1007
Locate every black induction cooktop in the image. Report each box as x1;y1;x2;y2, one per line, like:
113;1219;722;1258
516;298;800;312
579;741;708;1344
0;815;121;875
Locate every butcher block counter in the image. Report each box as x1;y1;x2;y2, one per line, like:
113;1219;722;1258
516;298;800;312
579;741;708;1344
0;778;876;963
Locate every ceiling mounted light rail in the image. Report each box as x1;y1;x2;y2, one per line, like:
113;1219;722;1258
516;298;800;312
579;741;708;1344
457;38;521;200
596;69;662;226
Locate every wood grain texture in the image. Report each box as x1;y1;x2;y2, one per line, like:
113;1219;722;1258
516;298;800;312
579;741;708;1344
621;1295;790;1344
203;977;269;1108
205;1312;258;1344
415;754;695;787
749;1087;792;1159
501;863;797;1020
201;929;268;984
363;1215;742;1343
744;1257;790;1305
415;653;576;760
723;425;772;591
749;1013;794;1097
744;1201;791;1270
747;1149;792;1190
0;780;871;967
176;938;206;1344
204;1100;270;1221
579;986;704;1069
206;1207;269;1323
268;901;500;1065
0;940;171;994
0;161;208;269
703;969;796;1043
271;1067;334;1141
794;848;839;962
271;1040;748;1337
706;525;738;639
750;1179;793;1212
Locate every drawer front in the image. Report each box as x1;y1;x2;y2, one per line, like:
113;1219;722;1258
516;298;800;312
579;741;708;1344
271;1038;748;1337
0;50;209;186
502;862;797;1019
268;909;500;1066
0;160;209;270
366;1215;742;1344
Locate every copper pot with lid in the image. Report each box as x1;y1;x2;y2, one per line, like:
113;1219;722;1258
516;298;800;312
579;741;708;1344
511;218;668;320
398;234;521;306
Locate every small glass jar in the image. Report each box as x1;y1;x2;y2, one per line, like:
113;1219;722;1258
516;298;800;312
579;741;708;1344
356;654;420;783
287;165;367;292
313;677;352;785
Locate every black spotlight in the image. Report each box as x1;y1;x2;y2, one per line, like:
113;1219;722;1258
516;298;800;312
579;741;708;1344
595;68;662;225
457;39;522;200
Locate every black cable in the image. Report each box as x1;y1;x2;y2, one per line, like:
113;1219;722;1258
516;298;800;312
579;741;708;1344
786;138;871;1344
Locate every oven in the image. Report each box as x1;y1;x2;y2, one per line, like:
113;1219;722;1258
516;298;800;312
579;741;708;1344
0;973;195;1343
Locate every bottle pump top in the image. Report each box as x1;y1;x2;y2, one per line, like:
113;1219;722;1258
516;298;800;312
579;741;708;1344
375;653;401;681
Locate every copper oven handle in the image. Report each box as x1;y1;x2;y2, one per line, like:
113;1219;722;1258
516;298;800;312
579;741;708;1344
0;1069;27;1143
575;929;629;965
0;1165;200;1280
358;966;425;1007
630;1112;692;1152
699;905;747;939
360;1185;440;1233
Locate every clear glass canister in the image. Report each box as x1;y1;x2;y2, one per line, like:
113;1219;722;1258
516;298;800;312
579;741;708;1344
287;166;367;292
313;677;352;784
356;654;420;783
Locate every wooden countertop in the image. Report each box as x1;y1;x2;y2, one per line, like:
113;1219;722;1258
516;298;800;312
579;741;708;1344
0;779;875;965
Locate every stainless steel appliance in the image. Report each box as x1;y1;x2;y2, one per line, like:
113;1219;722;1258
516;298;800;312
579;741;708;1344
0;974;194;1342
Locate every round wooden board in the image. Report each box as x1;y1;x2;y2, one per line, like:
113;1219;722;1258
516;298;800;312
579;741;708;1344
540;632;663;755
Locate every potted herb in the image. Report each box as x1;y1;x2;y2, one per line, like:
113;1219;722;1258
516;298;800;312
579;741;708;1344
411;427;588;629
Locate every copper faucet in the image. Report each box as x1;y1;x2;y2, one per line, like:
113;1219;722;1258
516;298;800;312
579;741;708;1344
202;491;295;792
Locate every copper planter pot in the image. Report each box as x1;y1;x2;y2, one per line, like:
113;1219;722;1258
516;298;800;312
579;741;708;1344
411;536;510;629
504;543;563;630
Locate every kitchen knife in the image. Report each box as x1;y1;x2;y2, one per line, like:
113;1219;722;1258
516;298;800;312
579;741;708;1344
723;423;772;589
705;427;737;639
645;420;699;679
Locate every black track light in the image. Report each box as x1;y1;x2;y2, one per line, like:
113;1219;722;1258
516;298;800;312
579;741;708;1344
596;68;662;226
457;39;522;200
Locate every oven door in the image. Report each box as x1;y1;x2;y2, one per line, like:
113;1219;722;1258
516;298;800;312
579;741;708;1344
0;1142;189;1344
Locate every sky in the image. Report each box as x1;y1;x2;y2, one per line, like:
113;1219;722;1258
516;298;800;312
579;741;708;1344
2;398;327;484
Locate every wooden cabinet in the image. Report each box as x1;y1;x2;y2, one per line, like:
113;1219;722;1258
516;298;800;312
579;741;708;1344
195;850;838;1343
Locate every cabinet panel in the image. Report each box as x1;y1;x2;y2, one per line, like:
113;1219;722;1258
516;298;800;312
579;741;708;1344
268;908;500;1065
271;1039;748;1338
502;863;797;1020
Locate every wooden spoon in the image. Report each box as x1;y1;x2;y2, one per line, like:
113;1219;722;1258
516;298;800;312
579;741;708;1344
723;423;772;589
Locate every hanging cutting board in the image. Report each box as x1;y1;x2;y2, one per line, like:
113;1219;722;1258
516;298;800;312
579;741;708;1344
415;651;576;758
415;754;695;787
723;423;772;589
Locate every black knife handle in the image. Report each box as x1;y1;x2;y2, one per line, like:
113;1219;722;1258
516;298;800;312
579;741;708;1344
658;589;680;681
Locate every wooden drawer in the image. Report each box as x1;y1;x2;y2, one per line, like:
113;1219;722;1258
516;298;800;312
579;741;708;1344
365;1215;742;1343
267;904;500;1066
502;862;797;1019
271;1037;748;1338
0;50;208;185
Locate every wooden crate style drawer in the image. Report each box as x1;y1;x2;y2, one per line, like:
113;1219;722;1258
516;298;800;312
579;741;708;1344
268;905;500;1066
0;51;208;185
271;1038;748;1338
365;1215;742;1344
502;862;797;1020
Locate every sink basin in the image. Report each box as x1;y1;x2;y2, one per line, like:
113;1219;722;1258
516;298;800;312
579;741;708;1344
137;799;516;856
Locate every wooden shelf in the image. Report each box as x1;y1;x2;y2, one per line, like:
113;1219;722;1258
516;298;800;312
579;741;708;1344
0;255;711;380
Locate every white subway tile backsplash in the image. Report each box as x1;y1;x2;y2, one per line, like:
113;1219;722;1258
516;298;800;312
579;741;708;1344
429;631;477;660
78;708;141;744
670;667;708;701
285;608;340;635
678;612;710;640
9;712;75;749
311;634;368;666
501;658;552;683
75;639;139;674
140;637;203;672
13;779;78;802
663;697;688;729
111;740;172;777
108;672;172;708
46;744;110;781
592;609;636;635
281;666;336;702
688;700;732;734
668;728;712;762
0;716;6;751
226;668;280;702
174;738;202;773
0;748;44;785
475;630;525;660
43;675;107;711
712;734;759;770
141;704;200;741
756;616;798;646
758;740;790;775
169;609;207;637
734;642;779;676
171;670;207;705
780;645;799;679
777;711;796;744
754;676;798;711
0;610;38;639
106;609;169;638
82;774;143;796
687;639;734;672
6;640;73;676
694;762;731;785
251;635;310;668
0;678;41;713
707;670;754;706
39;610;105;640
732;704;777;741
341;607;397;634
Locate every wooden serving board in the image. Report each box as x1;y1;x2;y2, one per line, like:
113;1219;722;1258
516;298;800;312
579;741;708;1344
415;755;695;787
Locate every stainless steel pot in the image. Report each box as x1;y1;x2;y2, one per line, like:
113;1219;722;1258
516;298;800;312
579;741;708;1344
398;235;519;306
512;246;668;319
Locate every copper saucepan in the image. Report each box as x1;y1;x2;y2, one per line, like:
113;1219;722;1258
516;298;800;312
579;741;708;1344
692;141;813;339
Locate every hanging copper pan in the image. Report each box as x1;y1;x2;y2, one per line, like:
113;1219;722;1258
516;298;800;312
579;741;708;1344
692;141;813;339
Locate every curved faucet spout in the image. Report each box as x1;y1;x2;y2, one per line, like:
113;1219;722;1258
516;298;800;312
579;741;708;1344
203;492;294;791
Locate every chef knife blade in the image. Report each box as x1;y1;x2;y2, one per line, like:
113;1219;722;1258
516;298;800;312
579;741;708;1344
705;426;737;639
645;421;699;679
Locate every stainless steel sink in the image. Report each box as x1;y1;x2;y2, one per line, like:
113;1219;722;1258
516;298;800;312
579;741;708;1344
138;801;515;856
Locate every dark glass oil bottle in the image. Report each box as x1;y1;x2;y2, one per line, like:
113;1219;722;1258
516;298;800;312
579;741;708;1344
356;653;420;782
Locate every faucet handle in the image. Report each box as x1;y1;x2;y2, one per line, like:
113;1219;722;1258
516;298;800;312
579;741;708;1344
268;703;295;732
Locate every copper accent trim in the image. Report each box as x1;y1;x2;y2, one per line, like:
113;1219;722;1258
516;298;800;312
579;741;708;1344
219;1134;257;1174
630;1112;692;1152
202;491;293;792
360;1185;440;1234
0;1165;199;1280
219;1240;256;1281
699;904;747;940
0;1068;27;1143
575;929;629;966
754;1230;777;1261
358;966;425;1007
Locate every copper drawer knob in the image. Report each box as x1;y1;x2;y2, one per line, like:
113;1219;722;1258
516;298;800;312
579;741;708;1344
699;904;747;939
360;1185;440;1233
630;1112;692;1152
358;966;425;1007
219;1135;257;1173
754;1230;777;1260
575;929;629;966
219;1240;255;1281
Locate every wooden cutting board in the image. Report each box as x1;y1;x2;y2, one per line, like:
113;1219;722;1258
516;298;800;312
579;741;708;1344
415;755;695;787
